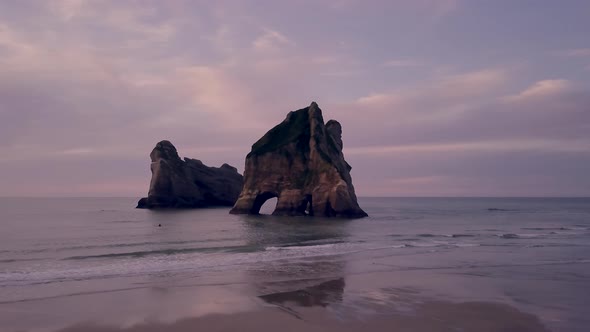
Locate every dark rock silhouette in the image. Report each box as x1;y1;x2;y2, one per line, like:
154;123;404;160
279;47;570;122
230;102;367;218
137;140;243;209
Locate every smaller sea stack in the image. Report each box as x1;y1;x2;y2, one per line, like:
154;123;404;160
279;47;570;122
137;140;243;209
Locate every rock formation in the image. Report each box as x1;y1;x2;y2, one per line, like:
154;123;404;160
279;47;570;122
137;140;243;209
230;102;367;218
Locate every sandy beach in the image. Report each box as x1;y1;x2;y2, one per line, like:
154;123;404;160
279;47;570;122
4;254;566;332
54;301;549;332
14;269;551;332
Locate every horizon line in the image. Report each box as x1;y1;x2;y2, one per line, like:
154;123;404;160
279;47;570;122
1;196;588;199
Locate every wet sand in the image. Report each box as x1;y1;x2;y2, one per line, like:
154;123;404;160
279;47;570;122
53;288;549;332
4;269;554;332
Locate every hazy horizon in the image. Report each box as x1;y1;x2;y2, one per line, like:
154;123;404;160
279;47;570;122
1;0;589;197
1;196;588;199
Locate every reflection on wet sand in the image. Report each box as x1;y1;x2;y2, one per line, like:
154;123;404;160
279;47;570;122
260;278;345;307
52;295;550;332
240;213;350;298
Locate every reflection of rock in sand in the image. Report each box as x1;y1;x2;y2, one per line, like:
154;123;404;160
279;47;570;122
246;257;347;310
240;213;350;304
259;278;345;307
52;297;551;332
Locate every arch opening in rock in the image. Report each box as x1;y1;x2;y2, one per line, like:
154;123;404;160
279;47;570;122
251;192;278;215
304;195;313;216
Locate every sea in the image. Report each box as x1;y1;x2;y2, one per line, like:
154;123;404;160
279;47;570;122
0;197;589;331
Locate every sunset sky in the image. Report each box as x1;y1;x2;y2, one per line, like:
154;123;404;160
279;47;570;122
1;0;589;197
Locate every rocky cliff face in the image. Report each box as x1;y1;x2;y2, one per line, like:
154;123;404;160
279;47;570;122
230;102;367;218
137;140;243;209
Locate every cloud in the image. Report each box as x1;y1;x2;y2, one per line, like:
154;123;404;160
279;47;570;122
557;48;590;57
60;148;95;155
179;66;249;111
203;25;238;56
419;0;460;19
502;79;572;103
382;59;424;68
0;1;588;197
348;146;590;197
357;171;590;197
351;68;507;125
332;0;460;19
0;2;361;173
345;138;590;156
252;29;293;53
0;24;31;55
358;68;506;105
438;69;507;95
50;0;176;41
331;72;589;155
49;0;89;20
319;70;364;77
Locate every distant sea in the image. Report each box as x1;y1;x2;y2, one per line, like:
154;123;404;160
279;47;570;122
1;197;589;331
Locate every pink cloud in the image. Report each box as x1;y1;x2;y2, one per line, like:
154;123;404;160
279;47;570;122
502;79;572;103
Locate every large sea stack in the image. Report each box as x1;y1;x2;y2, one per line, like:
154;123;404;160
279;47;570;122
230;102;367;218
137;140;243;209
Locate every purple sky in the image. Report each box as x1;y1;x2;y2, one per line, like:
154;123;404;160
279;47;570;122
1;0;589;197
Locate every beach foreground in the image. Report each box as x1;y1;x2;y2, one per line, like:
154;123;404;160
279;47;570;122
8;266;554;332
1;198;588;331
52;278;550;332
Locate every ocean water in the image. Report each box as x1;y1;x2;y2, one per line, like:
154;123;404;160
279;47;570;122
0;197;589;331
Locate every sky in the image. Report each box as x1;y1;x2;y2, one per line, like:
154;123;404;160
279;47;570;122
0;0;589;197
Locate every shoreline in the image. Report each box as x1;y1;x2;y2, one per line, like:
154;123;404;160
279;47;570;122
2;265;560;332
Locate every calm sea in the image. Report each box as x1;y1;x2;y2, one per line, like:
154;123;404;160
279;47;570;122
1;197;589;331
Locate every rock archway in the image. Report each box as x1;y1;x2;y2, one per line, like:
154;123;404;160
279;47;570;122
230;102;367;218
250;192;278;215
